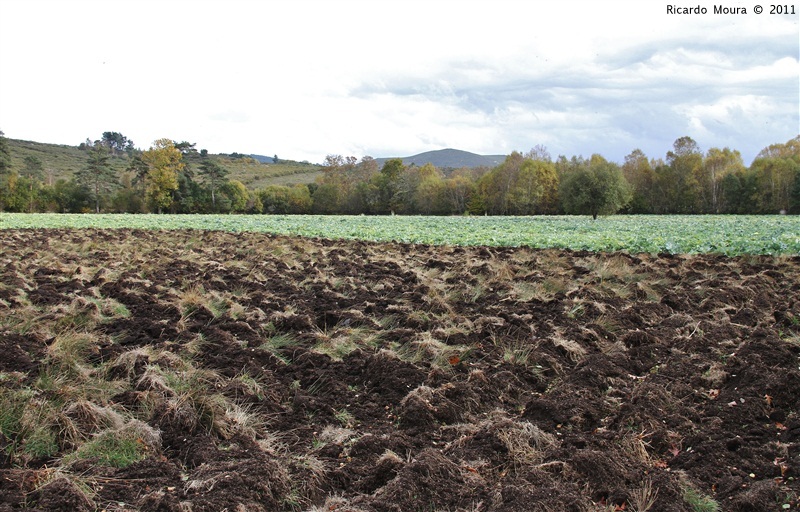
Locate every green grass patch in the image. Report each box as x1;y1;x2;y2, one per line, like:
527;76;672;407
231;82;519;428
67;420;159;468
682;486;720;512
70;431;144;467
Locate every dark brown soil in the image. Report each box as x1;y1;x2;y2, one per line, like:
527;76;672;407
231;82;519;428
0;228;798;511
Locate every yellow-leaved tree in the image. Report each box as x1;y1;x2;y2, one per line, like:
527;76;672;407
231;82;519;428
142;139;183;213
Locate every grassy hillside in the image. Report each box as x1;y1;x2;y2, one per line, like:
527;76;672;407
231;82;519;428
5;138;322;188
212;155;321;189
6;139;129;185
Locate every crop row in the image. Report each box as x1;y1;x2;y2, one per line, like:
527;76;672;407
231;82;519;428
0;213;798;255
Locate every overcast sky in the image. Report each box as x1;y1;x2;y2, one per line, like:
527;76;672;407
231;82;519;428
0;0;797;165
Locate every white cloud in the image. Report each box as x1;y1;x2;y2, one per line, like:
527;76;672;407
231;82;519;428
0;0;797;165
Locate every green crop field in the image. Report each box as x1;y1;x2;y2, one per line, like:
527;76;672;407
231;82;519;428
2;213;798;255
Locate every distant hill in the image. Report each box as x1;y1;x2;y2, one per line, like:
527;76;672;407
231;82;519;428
375;149;506;169
250;154;285;164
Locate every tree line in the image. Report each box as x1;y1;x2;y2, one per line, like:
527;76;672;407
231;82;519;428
0;131;798;216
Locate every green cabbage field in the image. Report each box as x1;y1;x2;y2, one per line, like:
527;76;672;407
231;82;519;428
1;213;798;255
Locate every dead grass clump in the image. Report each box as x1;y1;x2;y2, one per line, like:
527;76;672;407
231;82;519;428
47;298;102;333
636;281;665;302
256;430;289;455
621;430;654;465
397;331;469;370
155;390;227;437
106;347;150;381
229;371;271;402
629;477;659;512
175;391;231;438
598;339;627;358
140;364;249;439
175;284;212;328
317;425;357;448
136;365;176;395
30;473;96;511
494;417;558;470
377;449;404;465
370;448;465;507
223;402;265;438
398;383;472;428
584;255;639;284
45;330;97;375
64;400;125;436
184;457;291;511
312;327;361;361
512;277;568;302
490;333;542;370
307;496;370;512
701;362;728;388
488;259;517;282
551;333;587;363
597;280;635;300
288;453;329;506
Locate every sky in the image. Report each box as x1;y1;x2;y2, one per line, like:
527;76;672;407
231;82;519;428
0;0;797;165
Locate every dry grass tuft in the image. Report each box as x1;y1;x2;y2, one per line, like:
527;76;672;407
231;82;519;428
64;400;125;435
495;418;557;469
551;333;587;363
629;477;659;512
317;425;356;447
397;331;470;370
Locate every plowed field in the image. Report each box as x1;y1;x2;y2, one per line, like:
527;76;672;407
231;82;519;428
1;229;798;511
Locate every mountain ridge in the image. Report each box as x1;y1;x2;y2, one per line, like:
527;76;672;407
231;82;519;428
375;148;506;169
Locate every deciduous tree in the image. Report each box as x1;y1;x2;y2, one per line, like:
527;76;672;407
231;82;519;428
220;179;249;213
659;136;702;213
622;149;657;213
479;152;525;214
697;147;744;213
510;159;559;214
479;152;557;215
142;139;183;213
377;158;405;213
560;155;631;219
750;136;800;213
750;155;799;213
443;174;475;214
311;183;341;214
413;164;446;214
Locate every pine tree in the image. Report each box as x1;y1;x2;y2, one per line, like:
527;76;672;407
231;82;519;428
76;144;117;213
